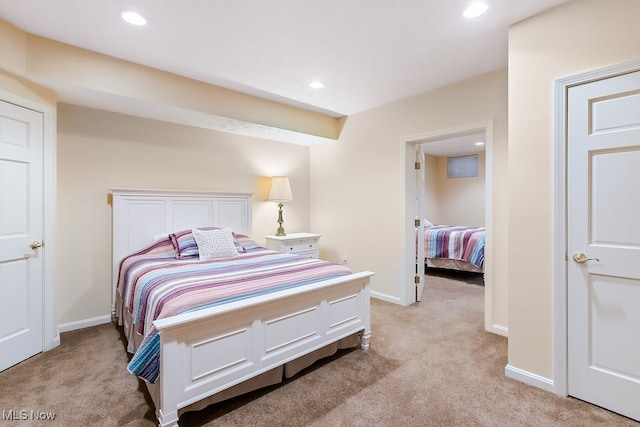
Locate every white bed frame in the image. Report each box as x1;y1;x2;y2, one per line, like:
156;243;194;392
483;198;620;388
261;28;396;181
111;189;373;427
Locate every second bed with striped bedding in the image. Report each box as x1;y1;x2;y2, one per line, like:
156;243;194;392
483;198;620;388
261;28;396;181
423;225;485;268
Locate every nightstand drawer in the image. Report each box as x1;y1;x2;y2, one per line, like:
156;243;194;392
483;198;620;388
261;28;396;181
285;240;318;253
264;233;321;260
290;249;317;259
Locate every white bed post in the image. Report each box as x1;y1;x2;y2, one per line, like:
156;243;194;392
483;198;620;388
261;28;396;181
157;330;180;427
360;284;372;350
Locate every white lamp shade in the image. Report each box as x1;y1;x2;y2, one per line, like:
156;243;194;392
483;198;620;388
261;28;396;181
268;176;293;202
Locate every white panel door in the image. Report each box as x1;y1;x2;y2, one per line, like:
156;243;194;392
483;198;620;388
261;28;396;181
0;100;44;371
567;70;640;421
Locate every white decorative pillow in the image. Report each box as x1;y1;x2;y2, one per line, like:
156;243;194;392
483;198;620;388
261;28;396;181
192;227;239;260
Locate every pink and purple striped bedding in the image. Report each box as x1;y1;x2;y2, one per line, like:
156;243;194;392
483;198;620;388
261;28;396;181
424;225;485;267
116;234;352;383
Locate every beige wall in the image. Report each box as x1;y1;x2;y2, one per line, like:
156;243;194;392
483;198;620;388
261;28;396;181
508;0;640;379
56;104;310;324
0;71;56;108
0;20;27;76
423;154;439;224
310;69;508;330
435;152;485;227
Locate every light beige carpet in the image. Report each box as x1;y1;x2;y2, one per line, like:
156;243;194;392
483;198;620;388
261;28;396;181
0;271;637;426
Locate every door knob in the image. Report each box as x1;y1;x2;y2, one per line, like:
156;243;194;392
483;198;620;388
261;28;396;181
29;241;44;250
572;252;599;264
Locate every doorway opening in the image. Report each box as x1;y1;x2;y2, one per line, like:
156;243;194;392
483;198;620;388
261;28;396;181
402;120;495;333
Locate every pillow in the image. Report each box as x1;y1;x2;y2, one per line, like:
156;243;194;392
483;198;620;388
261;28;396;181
233;233;260;251
192;228;239;260
169;229;201;259
170;227;247;259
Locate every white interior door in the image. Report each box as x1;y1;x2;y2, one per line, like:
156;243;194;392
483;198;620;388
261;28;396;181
567;70;640;421
415;146;425;302
0;100;44;372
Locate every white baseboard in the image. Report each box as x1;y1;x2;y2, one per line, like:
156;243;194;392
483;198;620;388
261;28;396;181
58;314;112;333
45;334;60;351
370;291;402;305
489;323;508;337
505;364;554;393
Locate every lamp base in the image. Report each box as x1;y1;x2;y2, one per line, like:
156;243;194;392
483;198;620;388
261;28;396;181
275;202;286;236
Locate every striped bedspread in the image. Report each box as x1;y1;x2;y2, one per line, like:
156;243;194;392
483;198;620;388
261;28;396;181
424;225;485;267
116;235;351;383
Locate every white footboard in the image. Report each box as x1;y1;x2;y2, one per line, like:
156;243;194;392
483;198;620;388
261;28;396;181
152;271;373;427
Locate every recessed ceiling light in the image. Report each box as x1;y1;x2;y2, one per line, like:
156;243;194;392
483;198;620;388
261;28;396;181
120;10;147;26
475;141;485;146
463;2;489;18
309;81;325;89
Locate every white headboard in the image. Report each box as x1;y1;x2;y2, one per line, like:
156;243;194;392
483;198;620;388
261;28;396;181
111;188;253;310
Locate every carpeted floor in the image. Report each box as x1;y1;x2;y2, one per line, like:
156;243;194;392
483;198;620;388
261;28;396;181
1;272;637;426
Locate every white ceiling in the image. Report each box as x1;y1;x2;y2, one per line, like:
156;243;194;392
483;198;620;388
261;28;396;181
0;0;569;118
420;133;486;157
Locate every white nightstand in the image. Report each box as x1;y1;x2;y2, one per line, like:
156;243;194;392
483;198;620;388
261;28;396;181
264;233;321;259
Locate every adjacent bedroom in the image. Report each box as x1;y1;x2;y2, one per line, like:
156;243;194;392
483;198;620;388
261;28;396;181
418;133;486;288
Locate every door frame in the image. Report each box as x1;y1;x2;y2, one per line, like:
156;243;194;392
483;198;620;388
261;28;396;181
0;88;58;352
402;120;496;333
552;58;640;396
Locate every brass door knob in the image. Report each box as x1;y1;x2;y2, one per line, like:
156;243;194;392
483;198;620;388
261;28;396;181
29;241;44;250
572;252;599;264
